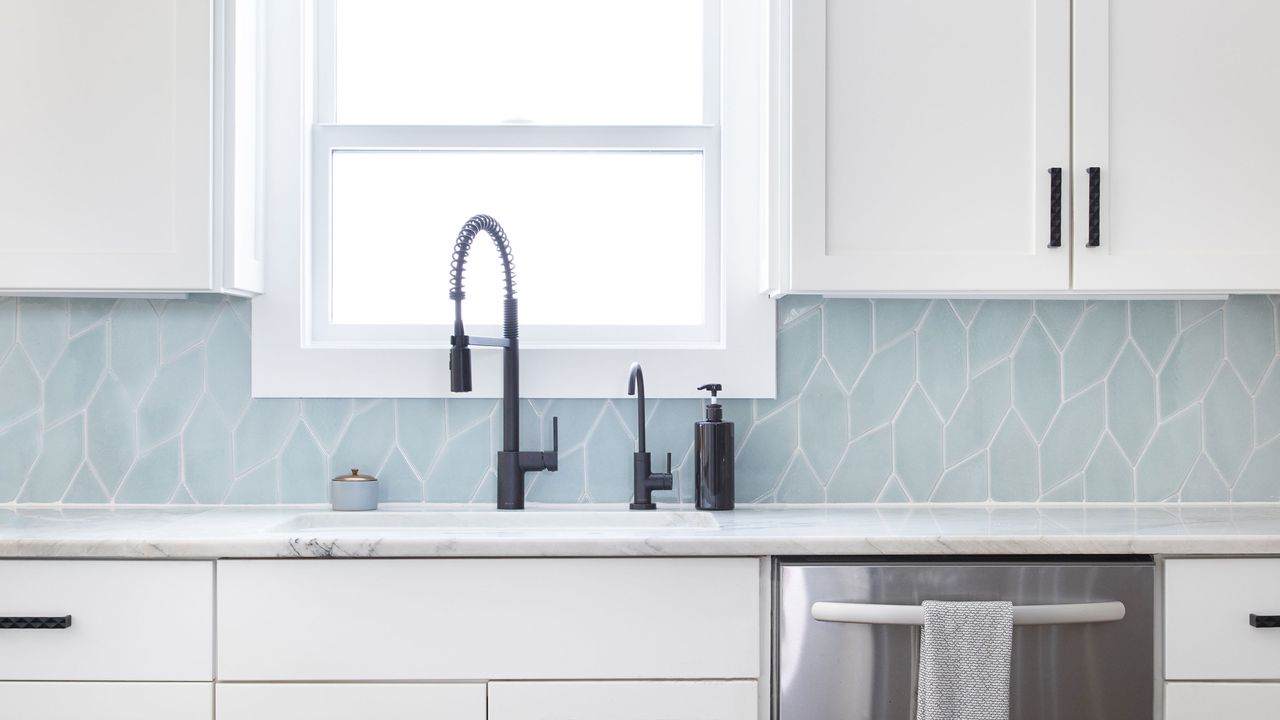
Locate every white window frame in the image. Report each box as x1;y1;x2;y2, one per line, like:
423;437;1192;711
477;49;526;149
251;0;774;398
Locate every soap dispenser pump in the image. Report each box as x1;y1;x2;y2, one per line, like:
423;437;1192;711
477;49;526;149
694;383;735;511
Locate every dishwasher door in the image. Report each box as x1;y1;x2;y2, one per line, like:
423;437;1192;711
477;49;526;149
775;557;1154;720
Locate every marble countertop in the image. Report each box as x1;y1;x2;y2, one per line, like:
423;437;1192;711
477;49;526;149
2;503;1280;558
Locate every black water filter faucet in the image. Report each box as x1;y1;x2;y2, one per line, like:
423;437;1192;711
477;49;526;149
627;363;673;510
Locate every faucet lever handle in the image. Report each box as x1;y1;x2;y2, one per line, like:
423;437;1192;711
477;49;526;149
665;452;672;475
537;416;560;472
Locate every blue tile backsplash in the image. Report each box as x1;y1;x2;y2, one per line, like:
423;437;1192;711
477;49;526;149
2;294;1279;504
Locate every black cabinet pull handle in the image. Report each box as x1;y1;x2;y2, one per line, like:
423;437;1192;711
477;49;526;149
1086;167;1101;247
0;615;72;629
1048;168;1062;248
1250;614;1280;628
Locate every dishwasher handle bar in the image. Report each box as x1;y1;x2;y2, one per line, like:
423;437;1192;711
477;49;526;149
811;600;1126;626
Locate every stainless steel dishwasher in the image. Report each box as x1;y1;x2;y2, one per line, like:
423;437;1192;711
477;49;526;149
775;556;1155;719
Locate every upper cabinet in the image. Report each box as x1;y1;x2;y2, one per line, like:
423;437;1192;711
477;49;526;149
776;0;1280;295
0;0;260;295
1072;0;1280;292
780;0;1070;293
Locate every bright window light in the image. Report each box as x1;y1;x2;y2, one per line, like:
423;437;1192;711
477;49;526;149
333;0;706;125
313;0;720;347
329;150;706;328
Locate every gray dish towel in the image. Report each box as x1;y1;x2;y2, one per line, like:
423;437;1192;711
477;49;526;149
916;600;1014;720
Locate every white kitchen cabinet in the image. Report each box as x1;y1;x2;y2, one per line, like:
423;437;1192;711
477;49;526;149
216;684;485;720
217;558;760;681
781;0;1280;295
1072;0;1280;292
0;0;260;295
1165;683;1280;720
488;681;758;720
0;560;214;681
0;682;211;720
1165;558;1280;680
779;0;1071;293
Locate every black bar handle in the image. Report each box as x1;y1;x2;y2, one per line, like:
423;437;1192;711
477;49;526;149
1048;168;1062;248
0;615;72;629
1250;613;1280;628
1086;167;1101;247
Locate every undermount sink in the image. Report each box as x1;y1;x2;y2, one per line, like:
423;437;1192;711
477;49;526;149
272;510;720;533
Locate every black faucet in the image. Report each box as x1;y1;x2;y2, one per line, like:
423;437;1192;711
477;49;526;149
627;363;673;510
448;215;557;510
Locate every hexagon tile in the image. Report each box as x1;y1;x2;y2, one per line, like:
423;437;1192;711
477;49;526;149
1;294;1280;505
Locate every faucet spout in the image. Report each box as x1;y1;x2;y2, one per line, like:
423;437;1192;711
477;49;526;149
447;215;557;509
627;362;646;453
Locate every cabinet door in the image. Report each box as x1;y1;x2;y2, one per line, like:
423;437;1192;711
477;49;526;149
216;684;485;720
1164;558;1280;680
0;560;214;681
488;681;758;720
0;682;211;720
0;0;213;292
788;0;1070;293
1166;683;1280;720
217;558;759;681
1073;0;1280;291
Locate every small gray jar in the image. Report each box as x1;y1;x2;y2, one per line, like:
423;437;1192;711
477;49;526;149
330;468;379;511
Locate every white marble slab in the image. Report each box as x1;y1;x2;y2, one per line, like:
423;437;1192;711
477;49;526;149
1;504;1280;558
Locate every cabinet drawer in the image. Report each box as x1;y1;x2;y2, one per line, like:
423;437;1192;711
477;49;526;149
216;683;485;720
1166;559;1280;679
217;558;760;681
1166;683;1280;720
0;682;211;720
0;561;213;680
488;681;758;720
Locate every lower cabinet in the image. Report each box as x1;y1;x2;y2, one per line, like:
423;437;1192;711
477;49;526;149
488;681;758;720
217;558;760;681
0;560;213;681
1164;558;1280;680
0;558;764;720
216;683;485;720
1164;559;1280;719
0;682;211;720
1165;683;1280;719
215;681;757;720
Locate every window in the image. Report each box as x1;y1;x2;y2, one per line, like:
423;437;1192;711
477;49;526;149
251;0;774;397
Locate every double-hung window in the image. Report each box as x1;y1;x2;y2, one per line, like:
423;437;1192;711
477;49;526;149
251;0;774;398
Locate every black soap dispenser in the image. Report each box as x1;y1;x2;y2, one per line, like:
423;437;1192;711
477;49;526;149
694;383;735;511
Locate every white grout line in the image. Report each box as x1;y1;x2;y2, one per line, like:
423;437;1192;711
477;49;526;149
1034;300;1084;353
8;407;47;503
0;407;41;438
83;461;112;502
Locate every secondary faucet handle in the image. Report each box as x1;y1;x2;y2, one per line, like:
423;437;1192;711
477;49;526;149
648;455;674;494
631;450;673;511
542;416;559;471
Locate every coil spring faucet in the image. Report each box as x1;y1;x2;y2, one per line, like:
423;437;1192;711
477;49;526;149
448;214;558;510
